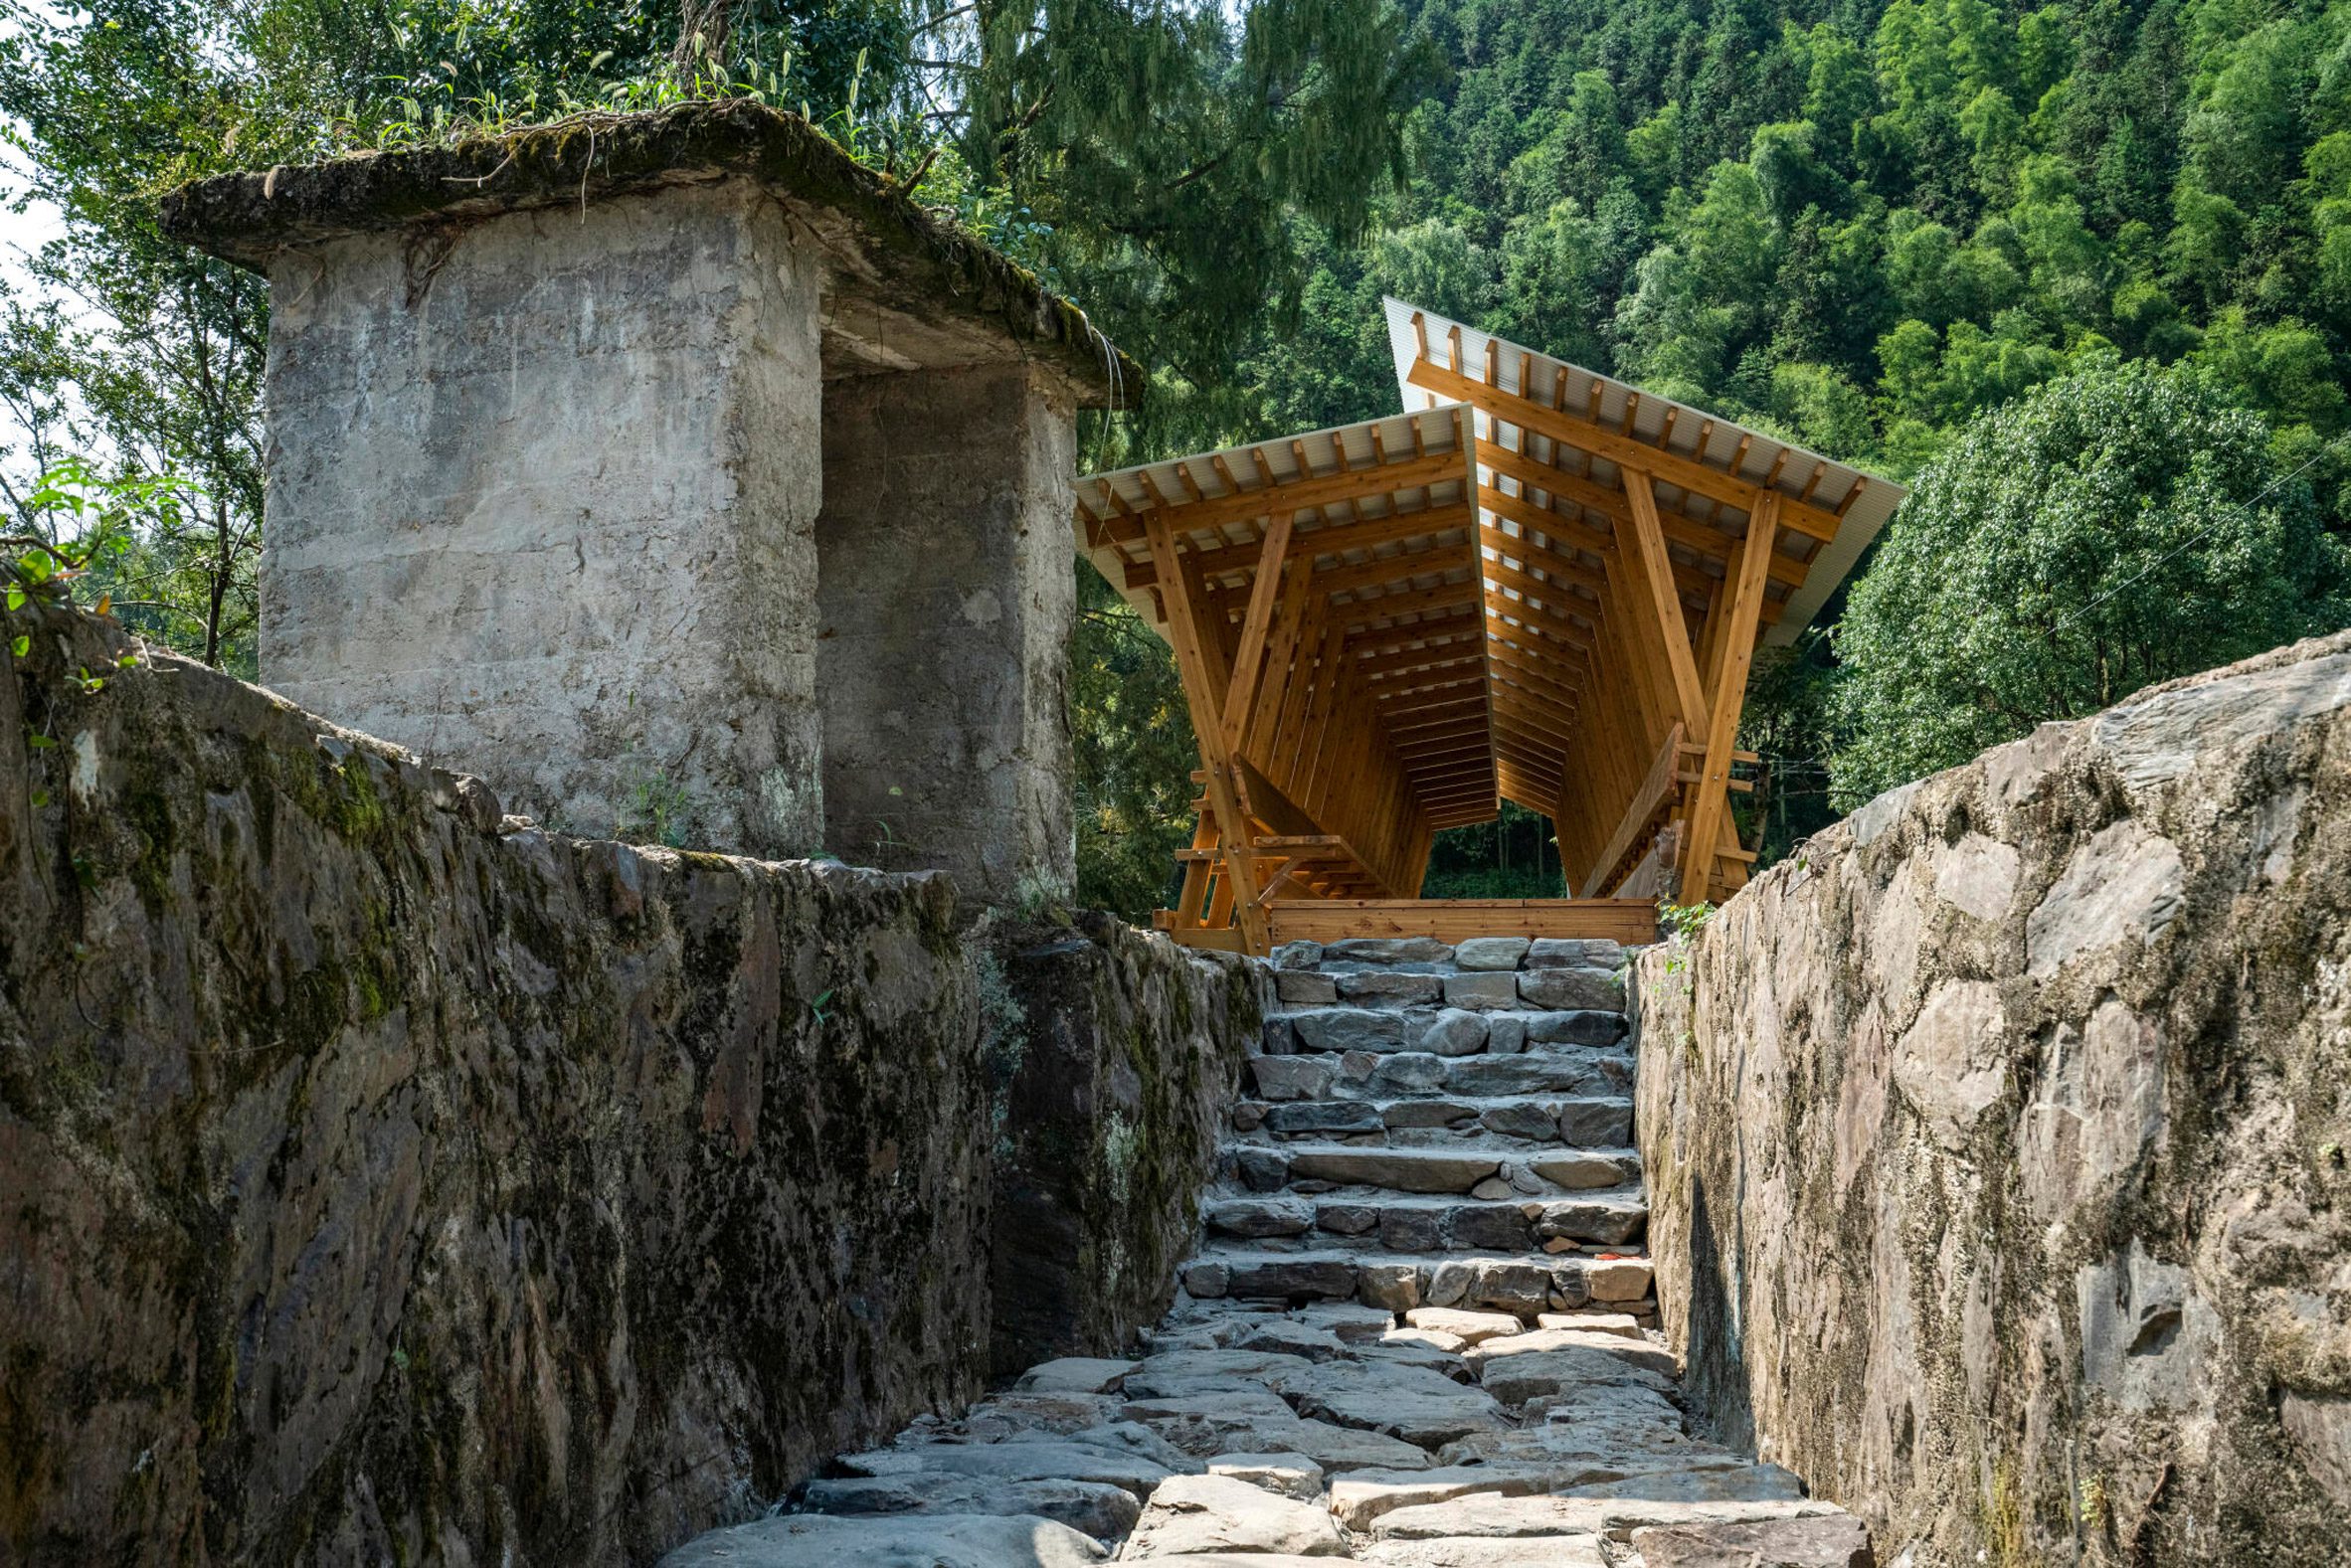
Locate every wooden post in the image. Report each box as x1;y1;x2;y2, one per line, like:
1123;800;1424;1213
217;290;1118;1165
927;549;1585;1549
1675;493;1777;900
1148;513;1272;953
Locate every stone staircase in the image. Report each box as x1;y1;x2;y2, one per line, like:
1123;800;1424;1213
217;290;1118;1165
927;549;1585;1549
658;935;1872;1568
1179;934;1658;1327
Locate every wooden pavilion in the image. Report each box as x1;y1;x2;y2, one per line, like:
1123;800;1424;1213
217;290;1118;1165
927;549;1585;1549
1073;298;1904;955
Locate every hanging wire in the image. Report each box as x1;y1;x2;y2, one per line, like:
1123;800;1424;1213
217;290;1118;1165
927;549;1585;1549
2046;445;2325;636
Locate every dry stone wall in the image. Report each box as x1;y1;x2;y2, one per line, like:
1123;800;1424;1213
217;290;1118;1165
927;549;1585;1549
987;913;1264;1375
0;603;1249;1566
1633;631;2351;1566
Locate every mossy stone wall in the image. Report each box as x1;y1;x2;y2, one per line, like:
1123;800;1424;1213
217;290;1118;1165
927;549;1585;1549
0;604;991;1566
987;911;1265;1376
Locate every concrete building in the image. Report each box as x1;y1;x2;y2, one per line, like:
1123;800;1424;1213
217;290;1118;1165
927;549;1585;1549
162;101;1134;905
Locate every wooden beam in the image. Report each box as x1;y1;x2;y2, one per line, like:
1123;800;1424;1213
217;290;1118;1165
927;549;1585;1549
1097;446;1468;546
1269;899;1660;946
1335;578;1481;626
1220;513;1296;749
1676;494;1777;900
1415;357;1841;542
1148;513;1270;953
1476;455;1809;591
1312;549;1467;600
1620;469;1710;736
1580;721;1686;897
1124;500;1479;591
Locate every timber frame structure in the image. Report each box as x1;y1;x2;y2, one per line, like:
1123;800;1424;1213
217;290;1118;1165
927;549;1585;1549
1074;299;1904;956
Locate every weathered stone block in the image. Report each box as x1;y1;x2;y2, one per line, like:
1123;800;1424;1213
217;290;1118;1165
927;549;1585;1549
1340;970;1447;1004
1442;972;1524;1010
1449;1205;1537;1251
1453;937;1532;970
1182;1263;1234;1300
1317;1203;1381;1236
1265;1101;1385;1134
1446;1055;1588;1096
1537;1200;1648;1247
1384;1100;1479;1129
1225;1260;1358;1300
1528;938;1627;968
1276;969;1341;1005
1526;1009;1630;1048
1369;1053;1452;1093
1629;1514;1875;1567
1291;1007;1409;1053
1288;1150;1502;1194
1233;1147;1291;1192
1358;1265;1423;1312
1205;1197;1315;1239
1519;968;1625;1011
1465;1263;1554;1314
1528;1152;1635;1190
1252;1055;1339;1103
1557;1098;1636;1146
1482;1102;1563;1140
1325;938;1454;966
1583;1258;1654;1303
1548;1261;1593;1309
1379;1208;1447;1251
1421;1008;1491;1056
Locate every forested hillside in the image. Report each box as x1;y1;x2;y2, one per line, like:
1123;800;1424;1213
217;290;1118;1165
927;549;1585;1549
2;0;2346;915
1098;0;2351;906
1246;0;2349;463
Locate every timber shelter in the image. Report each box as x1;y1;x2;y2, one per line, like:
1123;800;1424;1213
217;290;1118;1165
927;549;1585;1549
1074;298;1906;956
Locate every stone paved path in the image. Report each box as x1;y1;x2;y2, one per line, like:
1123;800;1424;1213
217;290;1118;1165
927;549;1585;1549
660;938;1872;1567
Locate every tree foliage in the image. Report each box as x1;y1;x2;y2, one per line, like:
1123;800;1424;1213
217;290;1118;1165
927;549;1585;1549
1832;359;2347;804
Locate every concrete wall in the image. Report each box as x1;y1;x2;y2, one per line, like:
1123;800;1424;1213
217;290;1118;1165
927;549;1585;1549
261;182;826;856
0;603;1248;1566
817;365;1077;906
1631;631;2351;1567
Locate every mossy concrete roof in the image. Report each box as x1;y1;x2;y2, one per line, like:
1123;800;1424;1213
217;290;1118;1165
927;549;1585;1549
158;99;1138;408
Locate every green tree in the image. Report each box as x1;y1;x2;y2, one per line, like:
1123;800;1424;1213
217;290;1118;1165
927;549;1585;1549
1832;359;2347;805
1069;564;1197;922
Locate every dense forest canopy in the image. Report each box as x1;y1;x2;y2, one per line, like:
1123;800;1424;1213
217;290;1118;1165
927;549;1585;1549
1;0;2345;916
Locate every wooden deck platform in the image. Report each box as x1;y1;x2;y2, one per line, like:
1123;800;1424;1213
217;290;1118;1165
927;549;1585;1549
1266;898;1659;946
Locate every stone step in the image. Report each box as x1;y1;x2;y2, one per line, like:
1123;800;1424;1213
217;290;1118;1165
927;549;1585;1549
1234;1095;1638;1148
1252;1046;1634;1105
1274;936;1629;973
1221;1140;1641;1200
1203;1188;1648;1252
1178;1246;1656;1317
1272;966;1628;1015
1267;1002;1626;1056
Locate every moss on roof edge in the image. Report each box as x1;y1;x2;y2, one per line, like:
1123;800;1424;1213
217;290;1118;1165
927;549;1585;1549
156;99;1139;408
